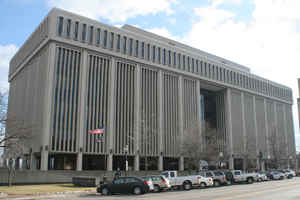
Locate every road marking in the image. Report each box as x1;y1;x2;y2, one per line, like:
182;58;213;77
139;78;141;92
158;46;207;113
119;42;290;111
214;182;300;200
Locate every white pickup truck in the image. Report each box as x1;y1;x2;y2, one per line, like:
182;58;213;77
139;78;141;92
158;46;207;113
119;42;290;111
231;170;258;184
161;171;213;190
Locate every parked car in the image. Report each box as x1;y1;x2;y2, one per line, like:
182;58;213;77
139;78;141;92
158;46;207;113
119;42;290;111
97;177;150;195
283;169;296;178
141;175;171;192
139;176;155;191
196;175;214;188
295;170;300;177
257;172;268;182
231;170;258;184
198;170;227;186
161;171;206;190
266;171;285;180
223;170;234;185
277;170;293;179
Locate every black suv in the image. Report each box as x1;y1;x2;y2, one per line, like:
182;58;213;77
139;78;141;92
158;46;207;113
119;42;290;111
97;177;150;195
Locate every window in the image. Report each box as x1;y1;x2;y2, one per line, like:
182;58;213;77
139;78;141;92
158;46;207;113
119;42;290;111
173;52;176;67
89;26;94;44
123;36;127;53
113;178;124;184
129;38;133;55
158;47;161;63
117;34;120;50
147;44;150;60
196;60;199;73
152;46;156;62
187;56;190;72
125;177;138;183
103;30;107;47
141;42;145;58
135;40;139;57
74;21;79;40
163;49;166;65
168;50;171;65
96;28;100;45
183;55;186;70
178;54;181;69
192;58;194;72
66;19;71;37
110;32;114;49
58;16;64;36
82;24;87;41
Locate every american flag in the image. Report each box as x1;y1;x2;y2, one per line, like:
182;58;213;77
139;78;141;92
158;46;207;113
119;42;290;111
89;126;104;135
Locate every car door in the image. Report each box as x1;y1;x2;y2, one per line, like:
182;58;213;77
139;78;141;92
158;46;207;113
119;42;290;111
111;178;126;194
124;177;141;193
233;171;242;182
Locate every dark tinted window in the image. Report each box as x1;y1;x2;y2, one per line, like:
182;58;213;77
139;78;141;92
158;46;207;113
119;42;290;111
125;177;139;183
114;178;125;184
96;28;101;45
206;172;213;177
103;30;107;47
170;172;175;177
141;42;145;58
74;22;79;40
123;36;127;53
66;19;71;37
89;26;94;43
58;16;63;36
234;171;241;175
110;32;114;48
213;171;223;176
135;40;139;56
82;24;87;41
117;34;120;50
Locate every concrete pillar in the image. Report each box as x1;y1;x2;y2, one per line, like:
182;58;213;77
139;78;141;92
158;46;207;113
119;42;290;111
158;156;163;171
241;93;246;155
196;80;202;149
76;152;83;171
253;96;259;169
30;153;36;170
107;57;116;168
107;154;113;171
179;156;184;171
178;76;184;156
226;88;234;168
158;70;164;170
134;155;140;171
264;99;269;157
261;160;265;171
77;49;89;168
40;148;48;171
229;157;234;170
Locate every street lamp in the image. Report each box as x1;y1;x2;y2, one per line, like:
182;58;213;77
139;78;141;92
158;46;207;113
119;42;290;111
124;145;129;176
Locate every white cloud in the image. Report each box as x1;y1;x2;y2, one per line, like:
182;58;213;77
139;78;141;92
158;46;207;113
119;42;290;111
168;18;177;25
146;27;179;41
180;0;300;149
47;0;176;22
0;44;18;91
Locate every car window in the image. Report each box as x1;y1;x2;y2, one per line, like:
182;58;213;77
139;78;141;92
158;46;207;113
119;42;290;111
234;171;241;175
113;178;125;184
162;172;169;178
206;172;213;177
125;177;139;183
141;177;150;181
152;176;160;181
199;172;205;177
170;172;175;177
214;171;223;176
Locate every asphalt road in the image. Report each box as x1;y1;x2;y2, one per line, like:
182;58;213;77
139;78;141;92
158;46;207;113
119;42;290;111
10;177;300;200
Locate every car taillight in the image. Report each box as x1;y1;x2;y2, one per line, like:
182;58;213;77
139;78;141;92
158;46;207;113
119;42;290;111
144;181;148;185
162;178;166;183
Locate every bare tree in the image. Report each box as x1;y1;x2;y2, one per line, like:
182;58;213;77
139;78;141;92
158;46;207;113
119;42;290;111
241;137;258;171
268;126;287;169
0;90;33;186
181;121;226;172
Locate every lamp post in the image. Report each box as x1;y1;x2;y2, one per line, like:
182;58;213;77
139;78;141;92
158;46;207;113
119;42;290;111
124;145;129;176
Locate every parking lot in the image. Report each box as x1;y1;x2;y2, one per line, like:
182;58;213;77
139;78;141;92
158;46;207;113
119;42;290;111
9;177;300;200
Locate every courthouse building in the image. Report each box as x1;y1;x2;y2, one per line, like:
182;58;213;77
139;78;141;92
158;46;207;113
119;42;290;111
7;8;296;171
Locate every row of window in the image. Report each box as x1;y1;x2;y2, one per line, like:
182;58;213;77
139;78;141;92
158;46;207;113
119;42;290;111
57;16;292;101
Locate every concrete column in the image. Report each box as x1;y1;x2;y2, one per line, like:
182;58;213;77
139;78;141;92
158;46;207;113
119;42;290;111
158;70;164;171
264;99;269;157
134;155;140;171
77;49;89;171
253;96;259;169
229;157;234;170
41;42;56;171
179;156;184;171
226;88;234;169
241;92;246;155
30;153;36;170
76;152;83;171
134;64;141;169
40;147;48;171
158;155;163;171
107;154;113;171
196;80;202;150
107;57;116;171
261;160;265;171
178;76;184;156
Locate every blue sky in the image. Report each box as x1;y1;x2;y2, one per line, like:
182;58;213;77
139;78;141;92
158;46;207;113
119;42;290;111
1;0;300;151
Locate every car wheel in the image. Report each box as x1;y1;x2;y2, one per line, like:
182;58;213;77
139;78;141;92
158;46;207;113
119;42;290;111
101;188;109;195
227;180;232;185
199;182;206;189
153;185;160;193
133;186;142;195
214;180;220;187
183;182;192;190
247;178;253;184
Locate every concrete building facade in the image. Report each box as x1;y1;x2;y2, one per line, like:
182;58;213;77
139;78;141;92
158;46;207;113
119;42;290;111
7;8;296;171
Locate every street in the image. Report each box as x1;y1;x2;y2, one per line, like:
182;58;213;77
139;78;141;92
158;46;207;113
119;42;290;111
9;177;300;200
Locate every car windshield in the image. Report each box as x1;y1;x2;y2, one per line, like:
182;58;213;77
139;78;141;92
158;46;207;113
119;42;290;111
214;171;224;176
